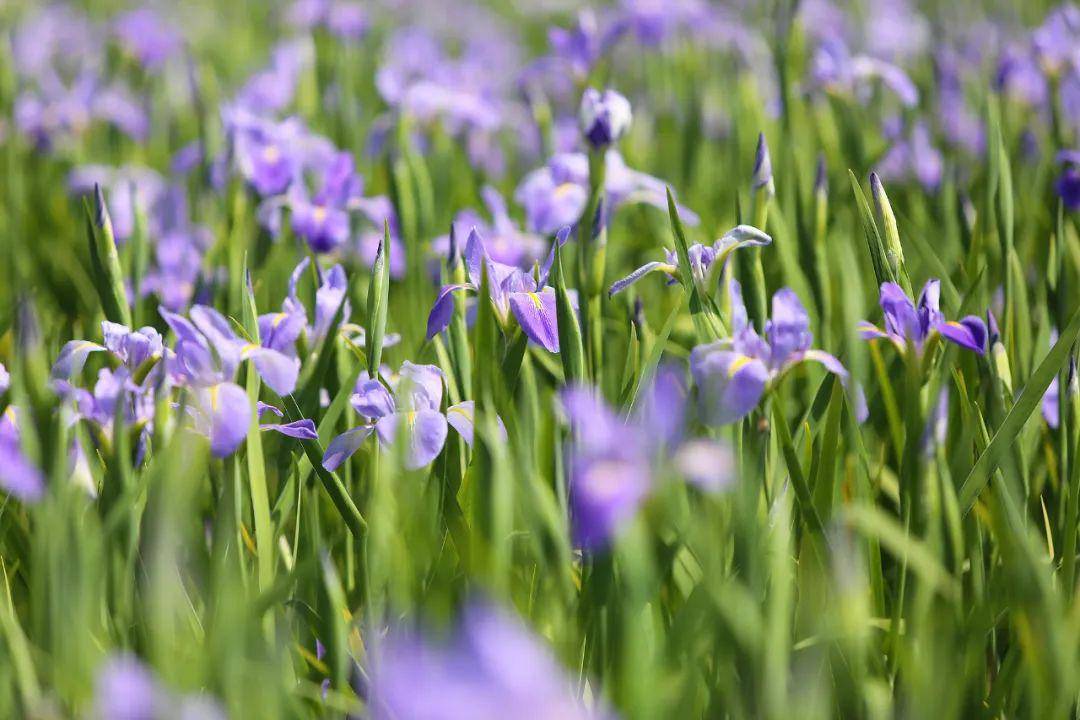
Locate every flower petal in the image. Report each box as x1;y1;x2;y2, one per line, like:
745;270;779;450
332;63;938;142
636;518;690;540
425;284;470;340
675;439;735;493
937;316;987;355
51;340;105;379
509;289;560;353
261;419;318;440
607;261;667;297
690;347;769;426
203;382;251;457
446;400;507;446
322;425;374;471
244;346;300;395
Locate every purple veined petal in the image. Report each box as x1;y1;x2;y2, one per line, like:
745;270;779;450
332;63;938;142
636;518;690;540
398;362;444;412
257;401;283;418
322;425;374;471
376;410;448;469
426;284;471;340
352;378;396;419
464;227;489;287
202;382;251;458
608;261;672;297
242;345;300;395
446;400;508;446
690;347;770;426
261;419;318;440
937;316;987;355
159;306;206;348
259;308;307;353
674;439;735;493
509;289;560;353
766;288;812;368
51;340;105;379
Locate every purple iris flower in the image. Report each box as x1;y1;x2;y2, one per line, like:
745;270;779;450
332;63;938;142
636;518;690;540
288;0;368;41
431;186;547;271
547;9;623;79
515;151;697;235
560;369;732;549
322;362;500;471
160;305;300;457
233;38;313;116
859;280;987;356
996;44;1049;106
94;654;226;720
426;228;569;353
609;224;771;297
113;8;183;72
1056;151;1080;210
369;602;613;720
810;37;919;108
579;88;633;148
68;165;166;242
0;406;45;503
876;121;943;190
691;281;862;426
1034;4;1080;74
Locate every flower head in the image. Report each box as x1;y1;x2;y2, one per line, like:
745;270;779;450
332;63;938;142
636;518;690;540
859;280;987;355
579;88;633;148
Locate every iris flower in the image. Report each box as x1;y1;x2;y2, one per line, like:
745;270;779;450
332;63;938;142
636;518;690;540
322;362;501;472
691;281;864;425
560;368;733;549
608;224;770;296
858;280;987;355
426;228;570;353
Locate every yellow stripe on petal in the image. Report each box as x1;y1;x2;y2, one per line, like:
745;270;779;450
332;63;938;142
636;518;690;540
271;312;287;328
727;354;753;378
527;292;544;310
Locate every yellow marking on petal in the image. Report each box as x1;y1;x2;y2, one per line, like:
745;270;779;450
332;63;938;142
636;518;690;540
4;406;16;424
405;411;417;428
527;292;544;310
262;144;281;163
945;321;965;330
271;312;287;328
448;406;472;419
208;384;220;412
727;354;753;378
553;182;577;199
241;343;260;357
313;205;328;223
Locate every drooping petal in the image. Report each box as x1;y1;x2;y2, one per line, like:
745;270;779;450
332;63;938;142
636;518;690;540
243;345;300;395
202;382;251;457
425;284;471;340
607;261;669;297
190;305;242;374
261;419;318;440
690;347;769;426
801;349;869;422
257;401;283;418
537;225;573;288
322;425;374;471
509;289;560;353
51;340;105;379
937;316;987;355
375;410;448;469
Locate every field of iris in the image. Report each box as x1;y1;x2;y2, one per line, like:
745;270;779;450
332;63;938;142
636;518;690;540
3;0;1080;717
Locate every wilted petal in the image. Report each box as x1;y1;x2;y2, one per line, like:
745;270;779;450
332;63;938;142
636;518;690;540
690;347;769;426
675;439;735;493
203;382;251;457
322;425;374;471
509;289;560;353
52;340;106;379
261;418;318;440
